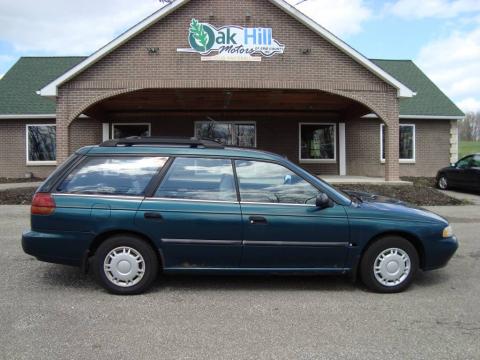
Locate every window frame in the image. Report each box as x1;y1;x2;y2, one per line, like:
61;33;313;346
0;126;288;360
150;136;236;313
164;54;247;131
26;124;57;166
111;123;151;139
148;155;329;207
234;159;323;207
380;123;416;164
298;122;337;164
153;156;239;203
55;155;169;197
193;121;257;148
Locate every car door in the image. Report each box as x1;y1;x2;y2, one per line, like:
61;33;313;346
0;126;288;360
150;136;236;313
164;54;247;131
449;156;472;188
466;155;480;191
136;157;243;270
235;160;350;270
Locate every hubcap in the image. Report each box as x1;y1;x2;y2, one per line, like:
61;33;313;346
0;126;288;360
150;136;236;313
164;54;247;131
439;177;447;189
374;248;411;287
103;247;145;287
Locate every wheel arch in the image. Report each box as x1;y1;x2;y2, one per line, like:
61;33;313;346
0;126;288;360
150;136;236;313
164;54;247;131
359;230;426;271
84;230;163;272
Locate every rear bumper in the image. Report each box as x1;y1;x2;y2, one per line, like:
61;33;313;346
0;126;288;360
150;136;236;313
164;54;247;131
22;230;93;267
424;236;459;271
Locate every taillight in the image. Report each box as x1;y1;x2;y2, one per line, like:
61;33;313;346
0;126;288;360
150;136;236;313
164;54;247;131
31;193;56;215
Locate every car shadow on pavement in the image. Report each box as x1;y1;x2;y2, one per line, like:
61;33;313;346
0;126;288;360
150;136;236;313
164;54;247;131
36;264;452;294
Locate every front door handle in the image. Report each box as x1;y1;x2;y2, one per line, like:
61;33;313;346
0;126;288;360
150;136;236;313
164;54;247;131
249;216;267;225
144;212;164;221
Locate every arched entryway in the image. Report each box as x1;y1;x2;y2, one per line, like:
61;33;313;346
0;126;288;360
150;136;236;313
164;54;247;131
61;88;400;180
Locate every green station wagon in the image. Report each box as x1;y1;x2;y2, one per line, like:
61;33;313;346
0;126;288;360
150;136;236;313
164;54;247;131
22;137;458;294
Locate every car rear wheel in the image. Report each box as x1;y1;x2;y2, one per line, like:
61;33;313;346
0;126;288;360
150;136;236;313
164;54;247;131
360;236;419;293
93;234;159;295
437;175;448;190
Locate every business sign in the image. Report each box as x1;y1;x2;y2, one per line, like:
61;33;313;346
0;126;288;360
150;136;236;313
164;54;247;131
177;19;285;61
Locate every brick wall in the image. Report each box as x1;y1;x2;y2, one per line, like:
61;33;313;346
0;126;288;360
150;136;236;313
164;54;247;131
0;119;56;179
55;0;401;179
0;118;103;179
346;118;451;177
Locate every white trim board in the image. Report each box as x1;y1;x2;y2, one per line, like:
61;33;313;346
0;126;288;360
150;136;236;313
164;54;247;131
362;114;464;120
38;0;414;99
0;114;56;119
0;114;89;120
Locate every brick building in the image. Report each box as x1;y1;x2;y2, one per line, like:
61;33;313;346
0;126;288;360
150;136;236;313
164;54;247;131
0;0;464;180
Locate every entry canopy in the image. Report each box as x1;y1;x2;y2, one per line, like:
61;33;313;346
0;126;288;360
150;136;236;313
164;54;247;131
38;0;415;99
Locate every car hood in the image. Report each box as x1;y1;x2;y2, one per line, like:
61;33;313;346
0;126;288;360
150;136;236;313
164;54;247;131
345;190;448;225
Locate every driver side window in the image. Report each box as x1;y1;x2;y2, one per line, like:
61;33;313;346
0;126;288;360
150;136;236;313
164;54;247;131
235;160;320;204
457;156;473;169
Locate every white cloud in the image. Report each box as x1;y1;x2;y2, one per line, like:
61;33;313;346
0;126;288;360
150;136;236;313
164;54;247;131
0;0;163;55
386;0;480;19
457;97;480;112
287;0;372;36
416;25;480;111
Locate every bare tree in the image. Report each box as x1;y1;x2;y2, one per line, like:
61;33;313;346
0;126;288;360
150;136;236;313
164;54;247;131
459;111;480;141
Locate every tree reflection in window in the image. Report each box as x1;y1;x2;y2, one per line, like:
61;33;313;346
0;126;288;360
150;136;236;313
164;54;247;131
28;125;56;162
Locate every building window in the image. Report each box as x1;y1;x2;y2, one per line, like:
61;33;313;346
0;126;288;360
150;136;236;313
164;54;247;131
112;123;151;139
194;121;256;147
381;124;416;163
299;123;336;162
26;125;56;165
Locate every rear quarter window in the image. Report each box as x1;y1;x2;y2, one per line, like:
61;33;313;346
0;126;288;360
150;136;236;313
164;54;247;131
56;156;168;196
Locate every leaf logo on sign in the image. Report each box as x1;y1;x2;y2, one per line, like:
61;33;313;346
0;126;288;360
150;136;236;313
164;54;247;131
189;19;210;52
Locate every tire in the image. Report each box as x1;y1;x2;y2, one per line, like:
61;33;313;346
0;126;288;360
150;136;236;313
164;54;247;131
437;175;448;190
93;234;159;295
360;236;419;293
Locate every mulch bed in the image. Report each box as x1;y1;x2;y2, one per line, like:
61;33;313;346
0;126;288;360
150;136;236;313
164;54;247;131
336;183;465;206
0;179;466;206
0;187;37;205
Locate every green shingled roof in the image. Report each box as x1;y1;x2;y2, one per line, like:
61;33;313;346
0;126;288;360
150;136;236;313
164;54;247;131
0;57;86;115
372;59;464;117
0;56;464;118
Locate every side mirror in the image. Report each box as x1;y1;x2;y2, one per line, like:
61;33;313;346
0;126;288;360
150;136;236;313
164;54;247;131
316;193;333;210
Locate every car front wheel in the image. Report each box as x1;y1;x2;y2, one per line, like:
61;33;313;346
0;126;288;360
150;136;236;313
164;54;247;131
360;236;419;293
93;234;159;295
437;175;448;190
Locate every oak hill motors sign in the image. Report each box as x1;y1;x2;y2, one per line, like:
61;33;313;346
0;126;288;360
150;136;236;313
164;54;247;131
177;19;285;61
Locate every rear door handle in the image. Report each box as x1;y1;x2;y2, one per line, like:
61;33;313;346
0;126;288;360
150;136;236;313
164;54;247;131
249;216;267;225
144;212;164;221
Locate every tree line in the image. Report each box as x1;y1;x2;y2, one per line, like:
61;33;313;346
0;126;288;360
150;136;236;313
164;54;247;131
459;112;480;141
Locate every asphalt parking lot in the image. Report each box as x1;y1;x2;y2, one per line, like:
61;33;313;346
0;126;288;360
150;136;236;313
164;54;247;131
0;205;479;360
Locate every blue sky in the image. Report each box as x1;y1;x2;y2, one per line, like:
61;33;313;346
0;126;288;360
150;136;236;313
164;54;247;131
0;0;479;111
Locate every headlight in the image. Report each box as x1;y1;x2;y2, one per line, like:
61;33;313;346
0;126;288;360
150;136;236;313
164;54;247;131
442;225;454;238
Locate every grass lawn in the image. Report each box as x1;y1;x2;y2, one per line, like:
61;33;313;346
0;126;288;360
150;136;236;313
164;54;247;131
459;141;480;158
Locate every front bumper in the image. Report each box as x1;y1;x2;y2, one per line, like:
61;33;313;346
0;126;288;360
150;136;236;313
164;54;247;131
424;236;459;271
22;230;92;267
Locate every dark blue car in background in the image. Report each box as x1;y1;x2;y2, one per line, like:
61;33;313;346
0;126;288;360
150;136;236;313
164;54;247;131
22;137;458;295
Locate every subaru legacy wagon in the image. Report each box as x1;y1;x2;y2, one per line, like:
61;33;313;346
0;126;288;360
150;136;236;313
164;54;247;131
22;137;458;295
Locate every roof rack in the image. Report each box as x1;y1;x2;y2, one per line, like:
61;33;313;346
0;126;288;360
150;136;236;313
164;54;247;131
100;136;225;149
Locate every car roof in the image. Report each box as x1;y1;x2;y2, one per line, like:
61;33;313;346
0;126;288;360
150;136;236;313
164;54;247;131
78;144;287;162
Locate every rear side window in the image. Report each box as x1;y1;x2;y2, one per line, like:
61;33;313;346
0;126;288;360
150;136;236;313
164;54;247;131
155;157;237;201
57;157;168;196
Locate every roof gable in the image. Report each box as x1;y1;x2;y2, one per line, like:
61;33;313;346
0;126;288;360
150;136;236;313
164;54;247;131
38;0;414;98
372;59;464;118
0;57;85;116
